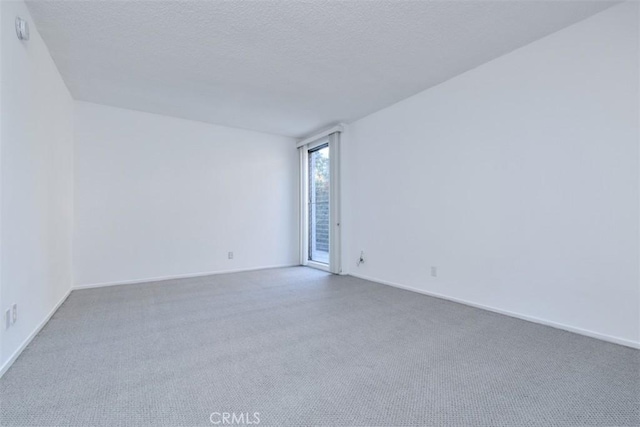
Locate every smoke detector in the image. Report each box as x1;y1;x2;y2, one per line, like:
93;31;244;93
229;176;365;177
15;17;29;41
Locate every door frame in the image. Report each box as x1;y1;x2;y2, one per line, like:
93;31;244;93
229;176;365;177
298;130;341;274
300;138;330;272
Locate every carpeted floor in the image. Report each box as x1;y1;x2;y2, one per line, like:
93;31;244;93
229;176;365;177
1;267;638;426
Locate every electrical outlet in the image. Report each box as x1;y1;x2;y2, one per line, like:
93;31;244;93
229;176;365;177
11;304;17;324
5;309;10;330
228;251;234;260
431;266;438;277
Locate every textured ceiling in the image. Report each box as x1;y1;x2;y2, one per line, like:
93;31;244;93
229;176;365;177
27;0;615;137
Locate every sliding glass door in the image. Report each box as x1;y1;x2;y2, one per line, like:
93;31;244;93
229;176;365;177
298;128;341;274
308;143;330;264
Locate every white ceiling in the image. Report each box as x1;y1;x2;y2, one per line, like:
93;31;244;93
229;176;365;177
27;0;615;138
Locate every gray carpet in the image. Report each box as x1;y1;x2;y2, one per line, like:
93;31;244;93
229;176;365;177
1;267;638;426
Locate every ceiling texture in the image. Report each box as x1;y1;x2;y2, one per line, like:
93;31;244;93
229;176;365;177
27;0;615;138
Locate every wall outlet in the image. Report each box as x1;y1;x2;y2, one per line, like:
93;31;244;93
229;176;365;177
5;309;11;330
228;251;234;260
11;304;17;324
431;266;438;277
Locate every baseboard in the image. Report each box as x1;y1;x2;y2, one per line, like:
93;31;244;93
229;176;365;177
73;264;301;290
349;272;640;350
0;289;72;378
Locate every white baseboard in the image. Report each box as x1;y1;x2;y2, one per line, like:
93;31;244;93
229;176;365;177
0;289;72;378
73;264;300;290
349;272;640;350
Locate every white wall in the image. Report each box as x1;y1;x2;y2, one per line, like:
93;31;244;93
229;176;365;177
0;0;4;365
345;3;639;347
0;0;74;371
74;102;298;287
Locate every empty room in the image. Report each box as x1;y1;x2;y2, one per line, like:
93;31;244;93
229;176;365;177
0;0;638;426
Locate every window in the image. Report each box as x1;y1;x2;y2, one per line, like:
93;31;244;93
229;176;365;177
308;143;329;264
298;127;342;274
